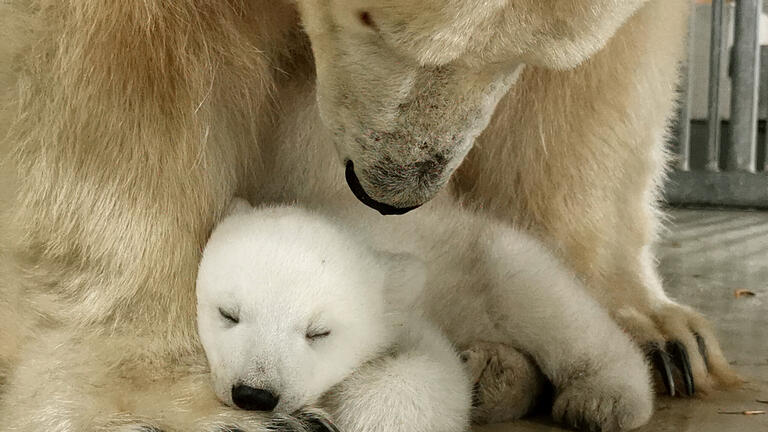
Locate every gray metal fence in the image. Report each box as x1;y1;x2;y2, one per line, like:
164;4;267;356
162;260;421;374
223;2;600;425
665;0;768;208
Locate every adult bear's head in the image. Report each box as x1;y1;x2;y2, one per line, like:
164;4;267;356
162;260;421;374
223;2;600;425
295;0;645;214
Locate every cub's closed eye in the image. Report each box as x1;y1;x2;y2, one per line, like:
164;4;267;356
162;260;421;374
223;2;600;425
306;329;331;341
219;308;239;324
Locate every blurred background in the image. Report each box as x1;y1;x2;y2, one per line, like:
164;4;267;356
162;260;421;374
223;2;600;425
666;0;768;207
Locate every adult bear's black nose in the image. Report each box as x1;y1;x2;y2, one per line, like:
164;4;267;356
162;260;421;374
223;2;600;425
344;160;421;216
231;384;279;411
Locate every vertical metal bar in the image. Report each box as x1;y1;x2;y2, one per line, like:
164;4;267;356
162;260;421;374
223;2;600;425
764;47;768;172
727;0;761;172
706;0;726;171
677;0;696;172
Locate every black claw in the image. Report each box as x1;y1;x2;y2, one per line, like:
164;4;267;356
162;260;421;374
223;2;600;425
667;341;695;397
695;333;710;371
647;343;675;397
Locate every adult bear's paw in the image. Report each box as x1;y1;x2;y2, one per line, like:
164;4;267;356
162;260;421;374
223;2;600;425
552;375;653;432
460;341;544;425
614;301;742;397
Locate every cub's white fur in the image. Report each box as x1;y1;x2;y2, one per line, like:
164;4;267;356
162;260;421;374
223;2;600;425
197;198;654;432
198;202;471;432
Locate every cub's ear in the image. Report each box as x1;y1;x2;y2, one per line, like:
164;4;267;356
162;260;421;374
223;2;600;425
226;197;253;217
376;251;427;310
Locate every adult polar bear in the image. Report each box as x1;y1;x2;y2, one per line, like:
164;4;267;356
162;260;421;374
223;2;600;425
0;0;736;430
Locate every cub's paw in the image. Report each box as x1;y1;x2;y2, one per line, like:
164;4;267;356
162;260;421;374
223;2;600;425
460;341;544;424
552;376;652;432
615;302;742;397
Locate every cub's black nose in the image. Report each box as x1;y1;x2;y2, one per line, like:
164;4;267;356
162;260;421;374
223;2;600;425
344;160;421;216
231;384;279;411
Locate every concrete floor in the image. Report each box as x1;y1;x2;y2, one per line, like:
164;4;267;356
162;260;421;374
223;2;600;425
478;208;768;432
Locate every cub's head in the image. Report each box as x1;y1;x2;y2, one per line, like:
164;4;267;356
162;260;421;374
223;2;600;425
294;0;644;213
196;200;423;414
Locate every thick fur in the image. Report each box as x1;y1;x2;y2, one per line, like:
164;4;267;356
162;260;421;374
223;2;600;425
0;2;325;430
198;200;652;432
0;0;34;392
0;0;736;430
197;202;472;432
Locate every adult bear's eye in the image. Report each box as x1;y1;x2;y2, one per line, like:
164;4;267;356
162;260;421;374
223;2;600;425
218;307;239;325
306;328;331;341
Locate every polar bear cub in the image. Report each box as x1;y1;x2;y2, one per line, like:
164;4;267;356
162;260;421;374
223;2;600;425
197;199;654;432
197;200;472;432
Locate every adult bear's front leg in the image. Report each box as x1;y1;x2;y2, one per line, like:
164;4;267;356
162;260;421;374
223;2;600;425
453;0;737;396
2;0;301;427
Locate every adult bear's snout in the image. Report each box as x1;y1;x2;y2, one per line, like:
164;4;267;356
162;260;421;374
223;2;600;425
344;160;421;216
